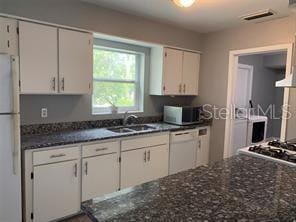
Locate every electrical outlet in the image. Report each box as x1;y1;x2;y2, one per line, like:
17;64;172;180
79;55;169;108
41;108;48;118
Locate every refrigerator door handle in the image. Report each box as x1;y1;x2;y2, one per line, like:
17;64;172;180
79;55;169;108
11;56;20;114
12;114;20;175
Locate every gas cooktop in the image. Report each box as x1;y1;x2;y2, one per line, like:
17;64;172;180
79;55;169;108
239;140;296;167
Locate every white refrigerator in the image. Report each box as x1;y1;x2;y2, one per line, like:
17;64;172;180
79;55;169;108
0;54;22;222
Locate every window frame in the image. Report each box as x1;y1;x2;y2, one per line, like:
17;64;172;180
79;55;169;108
92;44;143;115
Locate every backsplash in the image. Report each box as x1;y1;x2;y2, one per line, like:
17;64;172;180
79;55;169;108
21;115;163;136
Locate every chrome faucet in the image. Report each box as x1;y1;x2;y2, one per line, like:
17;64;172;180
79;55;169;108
123;111;138;126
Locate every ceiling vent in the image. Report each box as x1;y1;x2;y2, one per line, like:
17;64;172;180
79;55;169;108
240;9;275;21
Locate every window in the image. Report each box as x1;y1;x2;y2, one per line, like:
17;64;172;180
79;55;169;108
92;43;144;114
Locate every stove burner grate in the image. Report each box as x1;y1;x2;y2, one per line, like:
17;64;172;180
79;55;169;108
248;145;296;164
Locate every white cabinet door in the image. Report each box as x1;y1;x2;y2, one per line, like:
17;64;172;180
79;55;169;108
145;144;169;181
33;160;80;222
182;51;200;95
196;127;210;167
163;48;183;95
82;154;119;201
19;21;58;94
59;29;93;94
0;18;18;55
120;148;147;189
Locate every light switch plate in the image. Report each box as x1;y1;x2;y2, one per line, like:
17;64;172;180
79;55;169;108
41;108;48;118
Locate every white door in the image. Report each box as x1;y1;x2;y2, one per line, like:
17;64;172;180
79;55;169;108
19;21;58;94
33;160;80;222
0;115;22;222
163;48;183;95
58;29;93;94
120;149;146;189
234;64;253;108
146;145;169;181
82;154;119;201
196;128;210;167
182;51;200;95
169;140;197;175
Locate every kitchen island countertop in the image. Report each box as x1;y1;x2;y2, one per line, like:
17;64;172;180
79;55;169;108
82;154;296;222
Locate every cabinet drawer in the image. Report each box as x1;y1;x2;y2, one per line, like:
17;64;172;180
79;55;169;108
33;146;80;166
122;134;169;151
82;141;119;158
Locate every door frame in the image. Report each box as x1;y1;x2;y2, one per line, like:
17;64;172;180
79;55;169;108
223;44;293;158
236;63;254;108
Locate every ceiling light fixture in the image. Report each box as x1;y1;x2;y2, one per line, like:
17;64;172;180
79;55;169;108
172;0;196;8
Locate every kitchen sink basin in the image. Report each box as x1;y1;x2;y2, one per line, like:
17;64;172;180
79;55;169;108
107;125;156;133
107;127;134;133
126;125;156;131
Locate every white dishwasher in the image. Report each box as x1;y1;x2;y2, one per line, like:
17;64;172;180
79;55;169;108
169;129;198;175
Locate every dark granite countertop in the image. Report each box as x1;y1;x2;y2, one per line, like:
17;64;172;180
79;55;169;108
21;122;210;150
82;154;296;222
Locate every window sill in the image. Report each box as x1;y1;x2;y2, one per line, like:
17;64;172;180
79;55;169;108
92;110;144;116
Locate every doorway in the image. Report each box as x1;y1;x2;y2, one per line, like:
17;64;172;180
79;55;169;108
224;44;293;158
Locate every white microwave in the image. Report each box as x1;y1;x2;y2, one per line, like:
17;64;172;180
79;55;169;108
164;106;202;125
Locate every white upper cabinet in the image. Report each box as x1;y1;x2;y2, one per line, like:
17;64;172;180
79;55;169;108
182;51;200;95
59;29;93;94
150;47;200;96
0;17;18;55
19;21;58;94
163;48;183;95
19;22;93;95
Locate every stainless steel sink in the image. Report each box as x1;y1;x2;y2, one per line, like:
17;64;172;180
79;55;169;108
107;125;156;133
126;125;156;131
108;127;134;133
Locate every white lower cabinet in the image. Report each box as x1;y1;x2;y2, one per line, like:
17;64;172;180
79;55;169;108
33;160;80;222
82;153;119;201
145;144;169;182
196;127;210;167
120;134;169;189
121;145;169;189
81;141;120;201
121;148;147;189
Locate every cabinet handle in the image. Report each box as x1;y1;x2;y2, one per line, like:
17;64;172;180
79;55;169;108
198;140;201;149
147;150;151;162
50;153;66;159
61;77;65;91
183;84;186;93
179;84;182;93
74;163;78;177
144;151;147;162
95;147;108;152
52;77;56;91
85;161;88;175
